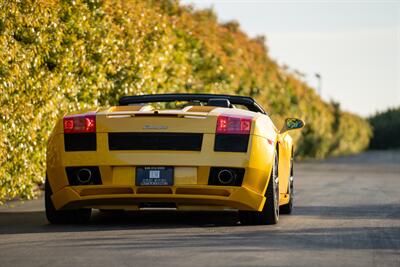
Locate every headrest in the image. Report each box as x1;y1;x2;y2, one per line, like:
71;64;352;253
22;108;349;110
206;99;231;108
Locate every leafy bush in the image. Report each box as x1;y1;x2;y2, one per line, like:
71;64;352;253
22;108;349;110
369;108;400;149
0;0;371;202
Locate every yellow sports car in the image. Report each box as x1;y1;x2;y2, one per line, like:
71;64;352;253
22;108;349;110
45;94;304;225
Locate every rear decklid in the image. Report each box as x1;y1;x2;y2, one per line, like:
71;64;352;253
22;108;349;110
95;105;220;134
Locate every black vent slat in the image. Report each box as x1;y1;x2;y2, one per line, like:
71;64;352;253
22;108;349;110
64;133;97;151
214;134;249;152
108;133;203;151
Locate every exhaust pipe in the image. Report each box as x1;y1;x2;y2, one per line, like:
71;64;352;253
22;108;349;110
76;168;92;184
217;169;235;185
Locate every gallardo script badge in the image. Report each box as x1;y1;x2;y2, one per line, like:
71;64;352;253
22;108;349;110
143;125;168;130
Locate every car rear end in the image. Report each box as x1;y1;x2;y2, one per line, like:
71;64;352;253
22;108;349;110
46;105;275;212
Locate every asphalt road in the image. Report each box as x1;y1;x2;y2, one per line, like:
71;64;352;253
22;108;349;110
0;151;399;267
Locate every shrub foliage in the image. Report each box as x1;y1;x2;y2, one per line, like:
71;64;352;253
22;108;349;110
369;107;400;149
0;0;371;202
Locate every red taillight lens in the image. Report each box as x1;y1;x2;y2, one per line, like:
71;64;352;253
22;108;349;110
216;115;252;134
63;113;96;133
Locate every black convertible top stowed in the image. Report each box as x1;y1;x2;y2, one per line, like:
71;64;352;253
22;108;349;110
119;93;266;114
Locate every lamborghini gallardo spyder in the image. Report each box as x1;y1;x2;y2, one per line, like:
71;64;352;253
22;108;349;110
45;94;304;225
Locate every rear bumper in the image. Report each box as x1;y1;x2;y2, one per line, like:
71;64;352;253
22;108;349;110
47;131;275;212
51;185;265;211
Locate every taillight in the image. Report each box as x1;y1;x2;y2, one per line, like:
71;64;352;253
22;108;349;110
63;113;96;133
216;115;252;134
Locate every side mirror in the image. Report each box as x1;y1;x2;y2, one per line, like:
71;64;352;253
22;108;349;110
280;118;305;133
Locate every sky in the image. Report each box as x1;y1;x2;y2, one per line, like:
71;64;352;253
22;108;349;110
181;0;400;117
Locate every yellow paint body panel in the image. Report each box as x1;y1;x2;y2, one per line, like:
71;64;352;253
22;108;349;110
47;106;297;212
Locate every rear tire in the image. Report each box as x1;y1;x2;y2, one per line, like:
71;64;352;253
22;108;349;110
280;154;294;215
239;153;279;225
45;178;91;224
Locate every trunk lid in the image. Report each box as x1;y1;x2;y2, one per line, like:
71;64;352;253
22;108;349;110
95;105;219;134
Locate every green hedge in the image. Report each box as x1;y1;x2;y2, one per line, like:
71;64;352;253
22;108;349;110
369;107;400;149
0;0;371;202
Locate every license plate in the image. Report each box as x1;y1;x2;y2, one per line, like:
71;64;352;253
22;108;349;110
136;167;173;186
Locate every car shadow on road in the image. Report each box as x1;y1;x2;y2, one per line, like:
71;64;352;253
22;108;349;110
1;204;399;240
1;209;398;252
0;210;240;235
